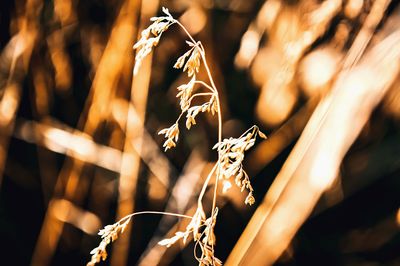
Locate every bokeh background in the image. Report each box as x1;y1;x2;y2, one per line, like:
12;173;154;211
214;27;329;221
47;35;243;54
0;0;399;265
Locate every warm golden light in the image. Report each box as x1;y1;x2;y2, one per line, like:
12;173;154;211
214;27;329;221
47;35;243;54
0;84;19;126
345;0;363;19
397;209;400;226
235;28;260;69
383;83;400;119
47;30;72;91
299;47;339;97
44;127;93;158
54;0;76;25
309;152;337;190
1;1;398;266
52;199;101;234
180;6;207;35
256;84;297;126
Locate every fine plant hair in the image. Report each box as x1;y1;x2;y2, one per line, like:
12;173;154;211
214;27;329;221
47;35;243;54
87;7;266;266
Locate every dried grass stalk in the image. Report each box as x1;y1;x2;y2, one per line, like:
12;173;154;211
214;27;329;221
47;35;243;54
88;7;266;266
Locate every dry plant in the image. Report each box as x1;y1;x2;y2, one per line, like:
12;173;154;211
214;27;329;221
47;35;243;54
87;7;266;266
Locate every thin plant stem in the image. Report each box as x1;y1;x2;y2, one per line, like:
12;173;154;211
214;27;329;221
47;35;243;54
175;18;223;221
188;92;214;103
89;9;265;265
197;163;218;205
175;20;199;49
118;210;194;224
194;80;215;92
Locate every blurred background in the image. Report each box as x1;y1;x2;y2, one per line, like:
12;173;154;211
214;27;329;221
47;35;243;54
0;0;399;265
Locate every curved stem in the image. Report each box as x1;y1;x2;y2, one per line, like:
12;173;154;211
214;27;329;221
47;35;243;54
194;80;215;92
239;125;257;139
198;48;223;216
194;225;208;261
118;210;193;225
199;52;218;100
188;92;214;104
175;20;198;47
197;163;218;205
176;92;213;125
175;110;186;125
175;17;223;255
196;41;223;257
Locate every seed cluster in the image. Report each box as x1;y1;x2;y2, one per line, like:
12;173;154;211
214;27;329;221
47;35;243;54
213;126;267;206
133;7;174;75
87;217;130;266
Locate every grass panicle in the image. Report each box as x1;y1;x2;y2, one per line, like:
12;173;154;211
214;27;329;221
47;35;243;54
87;7;266;266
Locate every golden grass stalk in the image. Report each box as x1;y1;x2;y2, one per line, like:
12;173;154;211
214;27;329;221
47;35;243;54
87;7;266;266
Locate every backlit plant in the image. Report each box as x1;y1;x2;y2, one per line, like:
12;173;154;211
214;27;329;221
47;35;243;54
87;7;266;266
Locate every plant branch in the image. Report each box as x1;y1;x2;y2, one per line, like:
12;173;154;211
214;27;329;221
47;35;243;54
118;210;194;225
194;80;215;92
188;92;214;103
